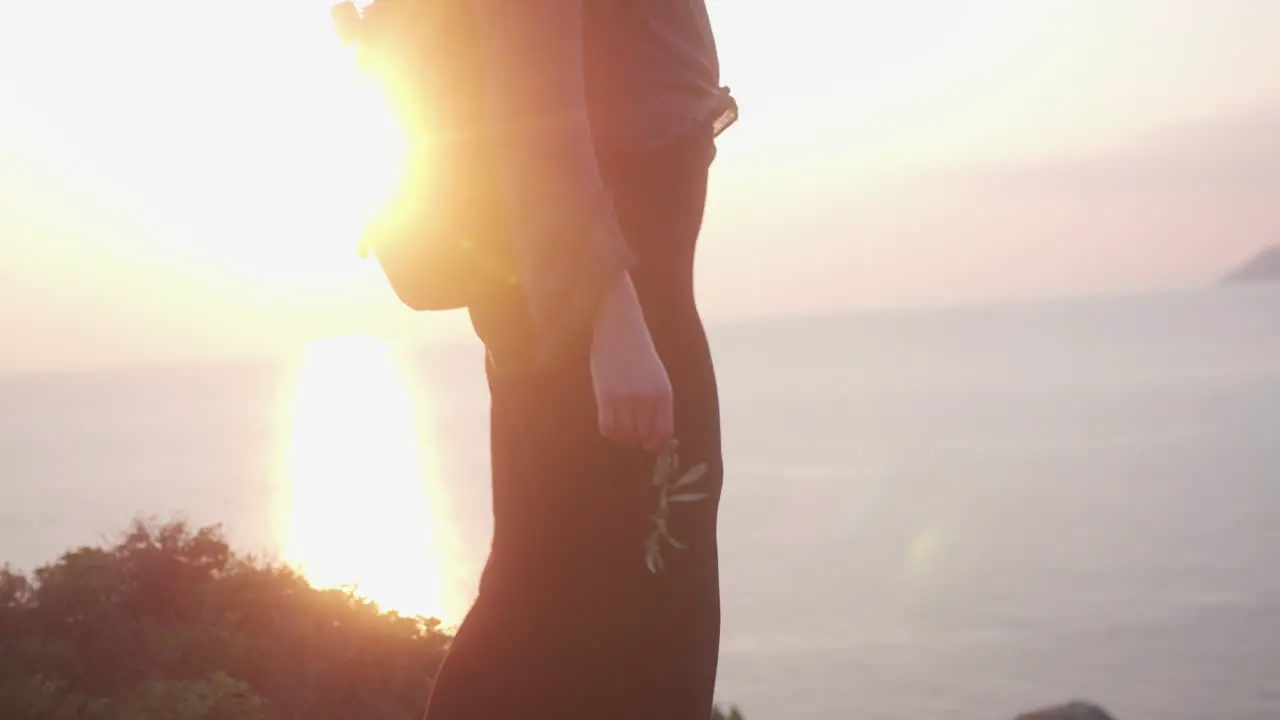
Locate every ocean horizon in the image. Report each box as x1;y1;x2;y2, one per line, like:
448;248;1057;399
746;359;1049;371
3;285;1278;719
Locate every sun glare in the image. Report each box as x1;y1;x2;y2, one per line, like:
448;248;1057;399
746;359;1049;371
281;334;458;623
4;1;408;290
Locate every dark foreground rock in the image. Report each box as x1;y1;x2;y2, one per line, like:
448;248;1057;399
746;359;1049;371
1015;701;1118;720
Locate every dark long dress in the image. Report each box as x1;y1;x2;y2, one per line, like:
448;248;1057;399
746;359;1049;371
422;128;724;719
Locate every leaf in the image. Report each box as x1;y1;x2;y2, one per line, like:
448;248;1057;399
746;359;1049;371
671;463;708;489
669;492;709;503
645;548;665;575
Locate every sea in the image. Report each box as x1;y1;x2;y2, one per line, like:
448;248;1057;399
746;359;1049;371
2;286;1278;720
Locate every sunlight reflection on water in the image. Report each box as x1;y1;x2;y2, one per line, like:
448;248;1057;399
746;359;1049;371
279;334;461;623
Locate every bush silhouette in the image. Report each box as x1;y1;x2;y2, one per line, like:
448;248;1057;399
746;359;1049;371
0;519;446;719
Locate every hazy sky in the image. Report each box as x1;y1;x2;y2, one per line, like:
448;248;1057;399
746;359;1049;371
1;0;1277;373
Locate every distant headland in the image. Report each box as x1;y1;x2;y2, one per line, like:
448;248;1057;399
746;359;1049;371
1222;245;1280;284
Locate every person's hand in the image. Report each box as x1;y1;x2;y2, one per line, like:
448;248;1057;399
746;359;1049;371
590;274;673;450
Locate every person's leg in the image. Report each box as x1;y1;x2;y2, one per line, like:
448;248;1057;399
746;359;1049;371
599;128;724;716
424;129;722;719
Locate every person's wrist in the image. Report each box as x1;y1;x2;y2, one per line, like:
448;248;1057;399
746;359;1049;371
592;273;648;349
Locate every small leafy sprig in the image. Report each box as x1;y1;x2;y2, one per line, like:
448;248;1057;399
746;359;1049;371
644;439;709;575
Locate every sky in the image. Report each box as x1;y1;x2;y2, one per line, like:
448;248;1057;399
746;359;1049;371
1;0;1277;373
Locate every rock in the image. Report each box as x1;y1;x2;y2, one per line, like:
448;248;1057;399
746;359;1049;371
1223;245;1280;284
1015;701;1118;720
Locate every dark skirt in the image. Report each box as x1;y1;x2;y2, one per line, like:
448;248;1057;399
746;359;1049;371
423;129;724;720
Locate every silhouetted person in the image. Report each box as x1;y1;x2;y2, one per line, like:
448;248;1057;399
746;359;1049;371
421;2;736;719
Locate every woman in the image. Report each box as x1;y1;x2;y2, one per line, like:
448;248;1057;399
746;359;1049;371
423;2;736;718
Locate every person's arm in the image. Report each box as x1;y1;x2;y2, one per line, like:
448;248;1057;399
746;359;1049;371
469;0;673;448
468;0;633;365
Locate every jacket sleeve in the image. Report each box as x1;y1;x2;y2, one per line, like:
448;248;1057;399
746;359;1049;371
467;0;635;366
